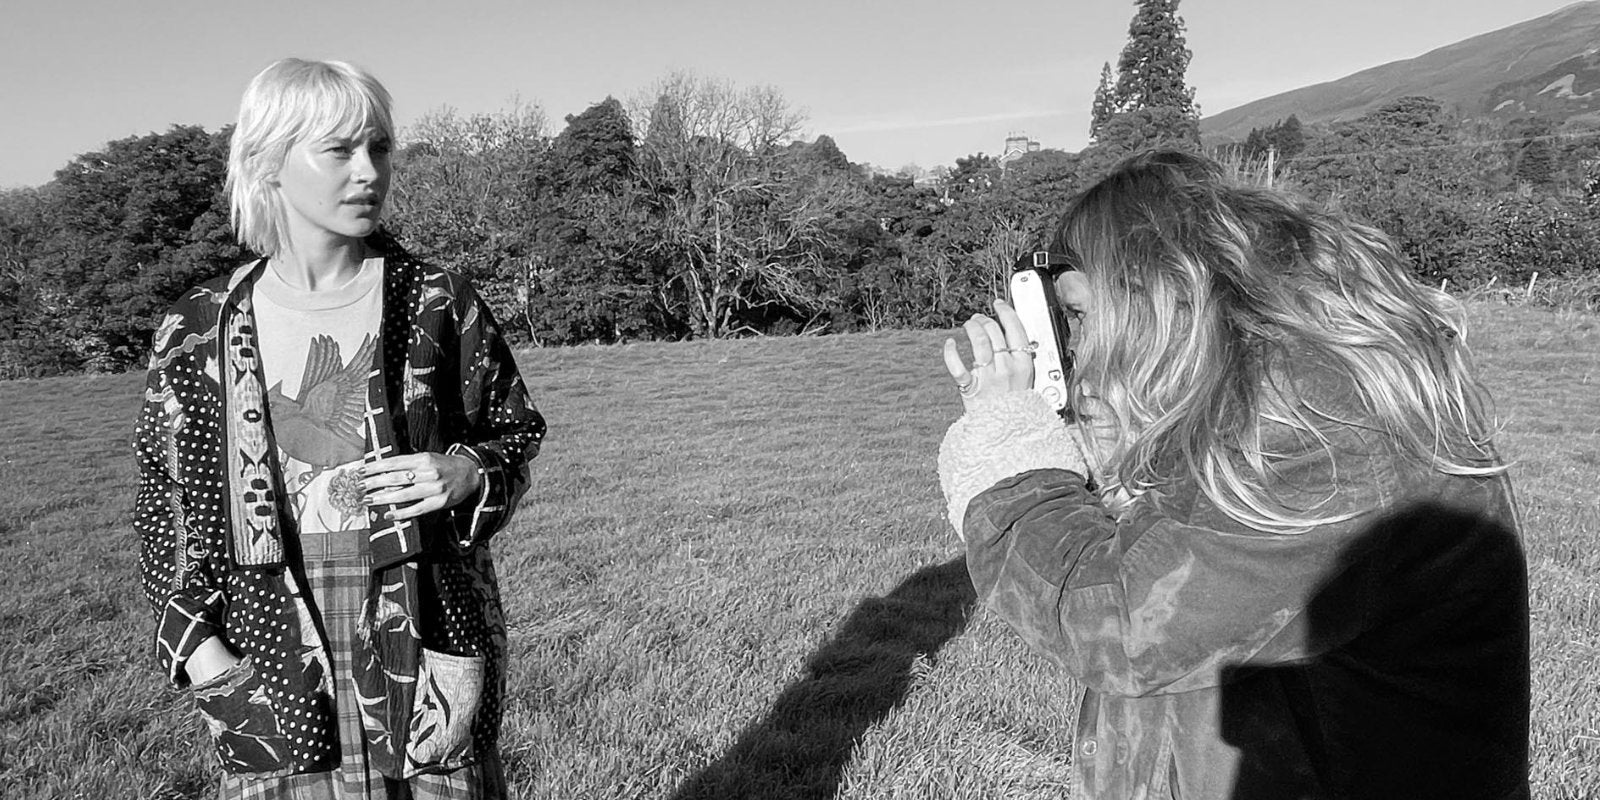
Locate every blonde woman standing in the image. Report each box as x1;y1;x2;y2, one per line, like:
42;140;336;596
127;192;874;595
939;150;1528;799
134;59;544;798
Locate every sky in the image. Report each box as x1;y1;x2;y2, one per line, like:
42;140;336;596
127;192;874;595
0;0;1584;188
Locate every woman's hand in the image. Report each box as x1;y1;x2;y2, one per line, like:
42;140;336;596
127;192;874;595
362;452;482;520
942;298;1038;410
186;636;243;687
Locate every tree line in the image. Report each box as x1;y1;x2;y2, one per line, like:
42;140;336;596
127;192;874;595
1;0;1595;377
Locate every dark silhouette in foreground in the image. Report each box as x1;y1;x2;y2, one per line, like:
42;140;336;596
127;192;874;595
1220;502;1530;799
670;556;978;800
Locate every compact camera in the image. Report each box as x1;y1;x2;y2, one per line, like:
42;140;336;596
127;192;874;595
1008;250;1075;417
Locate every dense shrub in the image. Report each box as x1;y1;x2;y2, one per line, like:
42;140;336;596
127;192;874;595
0;338;81;379
1469;194;1600;284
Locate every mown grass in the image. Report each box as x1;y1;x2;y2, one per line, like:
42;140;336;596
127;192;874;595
0;302;1595;799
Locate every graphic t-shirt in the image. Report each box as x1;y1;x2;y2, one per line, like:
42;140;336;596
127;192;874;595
252;258;384;534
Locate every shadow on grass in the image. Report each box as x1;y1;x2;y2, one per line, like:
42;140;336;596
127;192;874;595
669;556;978;800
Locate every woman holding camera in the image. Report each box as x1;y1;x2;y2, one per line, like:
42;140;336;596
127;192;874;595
938;150;1528;799
134;59;544;798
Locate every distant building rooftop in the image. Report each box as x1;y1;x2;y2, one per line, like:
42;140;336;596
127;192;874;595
1001;132;1042;167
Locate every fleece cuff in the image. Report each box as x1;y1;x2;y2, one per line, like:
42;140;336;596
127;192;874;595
937;391;1089;540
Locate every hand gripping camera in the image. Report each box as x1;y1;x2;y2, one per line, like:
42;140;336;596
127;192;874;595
1008;250;1076;418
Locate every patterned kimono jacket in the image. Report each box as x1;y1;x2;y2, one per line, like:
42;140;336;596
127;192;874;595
134;253;546;779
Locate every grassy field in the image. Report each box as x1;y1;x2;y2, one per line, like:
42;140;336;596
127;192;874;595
0;302;1596;799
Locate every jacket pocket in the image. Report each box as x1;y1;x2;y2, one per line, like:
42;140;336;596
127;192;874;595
404;647;485;776
193;655;293;774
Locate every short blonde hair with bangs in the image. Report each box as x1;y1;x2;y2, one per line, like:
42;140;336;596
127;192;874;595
226;58;394;257
1052;149;1503;533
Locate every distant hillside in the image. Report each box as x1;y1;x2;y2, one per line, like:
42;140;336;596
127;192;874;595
1202;1;1600;141
1487;49;1600;125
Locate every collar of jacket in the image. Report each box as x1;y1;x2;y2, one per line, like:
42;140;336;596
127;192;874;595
214;256;427;571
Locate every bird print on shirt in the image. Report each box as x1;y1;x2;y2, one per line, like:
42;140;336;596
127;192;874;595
268;334;374;468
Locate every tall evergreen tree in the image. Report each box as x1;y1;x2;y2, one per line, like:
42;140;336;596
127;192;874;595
527;97;664;343
544;97;636;194
1090;62;1116;141
1276;115;1305;160
1243;125;1271;158
1111;0;1199;119
1078;0;1201;179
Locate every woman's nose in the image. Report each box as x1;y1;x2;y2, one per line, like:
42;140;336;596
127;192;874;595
351;146;379;184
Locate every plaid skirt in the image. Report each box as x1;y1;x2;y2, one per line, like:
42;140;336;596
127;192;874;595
217;527;506;800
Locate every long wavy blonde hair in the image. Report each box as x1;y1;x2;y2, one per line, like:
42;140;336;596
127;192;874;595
1052;149;1503;532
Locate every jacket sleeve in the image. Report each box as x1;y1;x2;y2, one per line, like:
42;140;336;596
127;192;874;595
443;280;546;551
944;399;1395;698
134;338;229;689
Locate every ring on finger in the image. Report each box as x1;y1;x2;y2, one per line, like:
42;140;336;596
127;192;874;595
405;470;416;483
957;372;981;397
